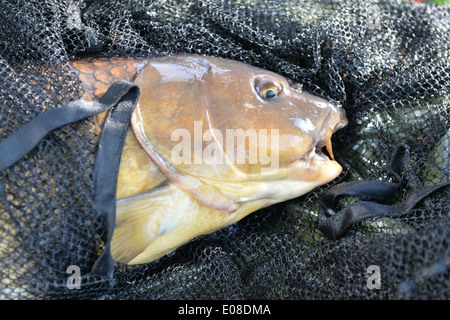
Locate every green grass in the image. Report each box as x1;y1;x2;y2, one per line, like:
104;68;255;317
429;0;450;4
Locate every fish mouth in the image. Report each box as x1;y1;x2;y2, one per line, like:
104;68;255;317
314;127;335;161
305;104;347;163
297;126;335;163
301;140;333;164
286;134;335;171
285;132;342;184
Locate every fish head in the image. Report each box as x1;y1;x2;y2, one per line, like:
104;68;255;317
131;55;348;214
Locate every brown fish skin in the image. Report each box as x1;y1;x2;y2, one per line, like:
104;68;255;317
71;55;348;264
72;58;148;132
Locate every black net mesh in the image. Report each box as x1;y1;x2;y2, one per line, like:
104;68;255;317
0;0;449;300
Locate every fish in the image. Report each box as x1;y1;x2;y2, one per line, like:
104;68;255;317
71;55;348;265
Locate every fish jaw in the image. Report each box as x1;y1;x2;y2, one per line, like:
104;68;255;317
194;155;343;208
286;153;343;186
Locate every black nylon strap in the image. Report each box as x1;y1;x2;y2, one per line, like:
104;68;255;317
90;81;140;277
0;81;139;171
318;144;450;240
0;80;141;278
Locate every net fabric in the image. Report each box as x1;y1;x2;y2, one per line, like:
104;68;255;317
0;0;449;299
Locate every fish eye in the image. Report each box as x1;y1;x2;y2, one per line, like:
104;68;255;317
254;75;282;100
260;86;278;99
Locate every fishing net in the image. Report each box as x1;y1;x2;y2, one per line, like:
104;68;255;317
0;0;449;300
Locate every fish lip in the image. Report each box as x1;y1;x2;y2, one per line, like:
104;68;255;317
312;102;347;160
291;106;346;164
287;124;336;165
307;143;332;162
288;142;332;166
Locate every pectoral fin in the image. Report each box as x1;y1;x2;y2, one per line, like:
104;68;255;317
112;184;183;264
111;183;243;265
